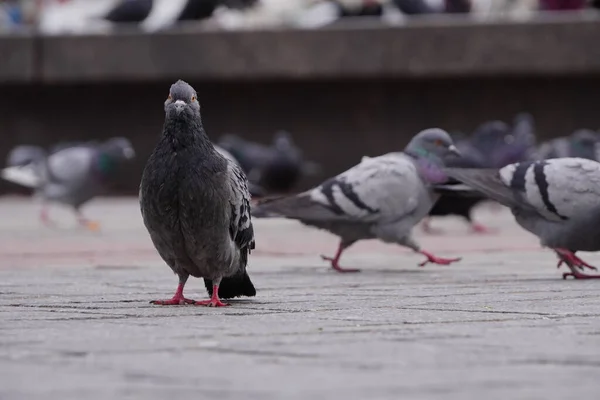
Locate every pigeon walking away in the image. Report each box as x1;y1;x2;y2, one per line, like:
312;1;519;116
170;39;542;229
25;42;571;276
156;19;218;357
445;158;600;279
252;128;463;273
140;80;256;307
1;137;135;230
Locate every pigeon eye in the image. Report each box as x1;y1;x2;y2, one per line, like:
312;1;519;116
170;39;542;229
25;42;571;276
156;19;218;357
434;139;443;146
191;95;196;102
168;94;172;100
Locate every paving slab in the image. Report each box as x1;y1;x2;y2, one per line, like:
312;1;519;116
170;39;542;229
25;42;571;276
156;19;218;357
1;196;600;400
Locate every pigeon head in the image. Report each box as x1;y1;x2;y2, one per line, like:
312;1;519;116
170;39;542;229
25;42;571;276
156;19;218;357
164;80;200;119
405;128;460;162
100;137;136;161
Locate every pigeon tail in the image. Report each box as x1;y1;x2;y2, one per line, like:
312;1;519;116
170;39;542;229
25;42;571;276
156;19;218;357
444;168;529;210
431;182;483;197
1;165;43;188
252;193;337;220
204;271;256;299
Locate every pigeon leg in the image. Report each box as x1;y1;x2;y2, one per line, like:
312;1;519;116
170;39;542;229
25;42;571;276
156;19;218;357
195;284;230;307
555;249;600;279
75;210;101;231
417;250;462;267
321;242;360;273
151;276;197;305
39;205;55;226
421;218;446;235
470;222;497;234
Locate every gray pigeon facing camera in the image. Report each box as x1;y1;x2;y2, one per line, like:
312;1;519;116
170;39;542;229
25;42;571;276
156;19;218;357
139;80;256;307
446;158;600;279
252;128;464;273
1;137;135;230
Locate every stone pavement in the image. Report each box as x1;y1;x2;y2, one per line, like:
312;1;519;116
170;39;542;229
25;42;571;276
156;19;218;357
2;196;600;400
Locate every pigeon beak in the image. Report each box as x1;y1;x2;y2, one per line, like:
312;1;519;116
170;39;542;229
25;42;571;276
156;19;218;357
123;147;135;159
174;100;186;114
448;145;461;157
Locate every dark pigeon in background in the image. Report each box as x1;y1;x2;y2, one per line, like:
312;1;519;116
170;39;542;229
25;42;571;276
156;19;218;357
423;113;537;234
104;0;154;23
140;80;256;307
444;0;471;13
217;130;321;195
393;0;436;14
446;158;600;280
539;0;586;10
1;137;135;230
423;146;491;234
252;128;463;273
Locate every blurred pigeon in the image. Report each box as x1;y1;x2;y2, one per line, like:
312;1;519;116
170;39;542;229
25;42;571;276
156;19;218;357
252;128;463;273
539;0;586;10
444;0;471;13
446;158;600;279
140;80;256;307
393;0;436;14
217;130;321;194
423;116;535;234
512;112;537;148
422;149;491;234
1;137;135;230
532;129;599;161
104;0;154;23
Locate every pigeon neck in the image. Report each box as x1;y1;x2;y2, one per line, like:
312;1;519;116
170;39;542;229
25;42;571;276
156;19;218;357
163;117;213;152
405;148;448;184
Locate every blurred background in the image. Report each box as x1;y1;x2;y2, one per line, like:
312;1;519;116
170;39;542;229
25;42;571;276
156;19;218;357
2;0;600;202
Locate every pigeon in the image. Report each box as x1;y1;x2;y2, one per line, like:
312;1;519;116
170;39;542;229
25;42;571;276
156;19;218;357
445;158;600;279
1;137;135;230
217;130;320;194
532;129;599;161
252;128;463;273
140;80;256;307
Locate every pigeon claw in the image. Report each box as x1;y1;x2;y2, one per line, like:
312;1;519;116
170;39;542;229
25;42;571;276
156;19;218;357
150;297;196;305
194;298;230;307
194;285;230;307
83;220;101;232
418;250;461;267
562;271;600;280
555;249;598;272
321;255;360;273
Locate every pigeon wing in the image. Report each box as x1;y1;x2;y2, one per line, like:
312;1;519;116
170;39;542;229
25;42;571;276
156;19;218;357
45;147;95;184
226;161;255;254
447;158;600;221
253;153;423;224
